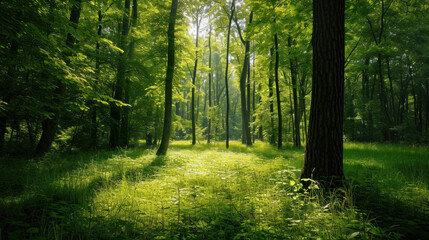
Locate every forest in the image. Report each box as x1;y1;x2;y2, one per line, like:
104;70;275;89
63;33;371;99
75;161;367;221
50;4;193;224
0;0;428;239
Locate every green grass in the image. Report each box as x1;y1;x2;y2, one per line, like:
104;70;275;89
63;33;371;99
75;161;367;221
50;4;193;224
0;141;428;239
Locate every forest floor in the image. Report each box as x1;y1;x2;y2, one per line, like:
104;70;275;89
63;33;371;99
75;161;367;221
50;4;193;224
0;141;428;239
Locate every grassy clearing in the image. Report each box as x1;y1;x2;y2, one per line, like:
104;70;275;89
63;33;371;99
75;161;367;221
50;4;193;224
0;141;427;239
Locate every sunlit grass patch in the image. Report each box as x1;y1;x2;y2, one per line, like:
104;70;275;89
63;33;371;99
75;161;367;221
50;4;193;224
2;141;427;239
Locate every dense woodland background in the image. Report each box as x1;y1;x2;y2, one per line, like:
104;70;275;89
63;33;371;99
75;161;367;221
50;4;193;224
0;0;428;156
1;1;429;239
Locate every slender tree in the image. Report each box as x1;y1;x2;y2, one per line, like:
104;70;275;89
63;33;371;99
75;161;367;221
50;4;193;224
268;48;275;145
207;24;213;143
120;0;138;147
288;37;301;147
274;19;282;149
156;0;179;156
191;6;201;145
224;0;235;149
301;0;345;186
110;0;131;148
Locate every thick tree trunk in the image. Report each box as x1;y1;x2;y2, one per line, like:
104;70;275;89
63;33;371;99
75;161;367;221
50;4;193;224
302;0;345;186
35;0;82;156
156;0;178;155
274;30;282;149
224;0;235;149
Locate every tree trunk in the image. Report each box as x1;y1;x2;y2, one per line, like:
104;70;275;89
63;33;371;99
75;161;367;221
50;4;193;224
156;0;178;156
207;25;212;144
35;0;82;156
224;0;235;149
288;37;301;148
192;9;200;146
269;48;275;145
274;29;282;149
90;9;103;149
239;32;252;145
110;0;131;148
120;0;138;147
252;50;256;143
302;0;345;186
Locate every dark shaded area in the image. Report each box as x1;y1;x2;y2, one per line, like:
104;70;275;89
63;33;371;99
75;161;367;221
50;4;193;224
344;146;429;240
0;147;166;240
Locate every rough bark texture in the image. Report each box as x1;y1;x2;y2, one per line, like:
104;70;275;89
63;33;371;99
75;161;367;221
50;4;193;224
35;0;82;156
301;0;345;186
156;0;178;156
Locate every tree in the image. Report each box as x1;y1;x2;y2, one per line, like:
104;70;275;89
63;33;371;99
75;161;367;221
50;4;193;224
207;24;213;144
288;37;301;148
273;18;282;149
301;0;345;185
110;0;131;148
224;0;235;149
234;10;253;146
35;0;82;156
191;4;202;145
156;0;179;156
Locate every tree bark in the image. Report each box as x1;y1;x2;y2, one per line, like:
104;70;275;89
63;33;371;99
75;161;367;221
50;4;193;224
110;0;131;148
191;8;200;145
301;0;345;186
35;0;82;156
207;25;213;144
274;27;282;149
238;21;252;145
156;0;178;156
268;48;275;145
288;37;301;148
224;0;235;149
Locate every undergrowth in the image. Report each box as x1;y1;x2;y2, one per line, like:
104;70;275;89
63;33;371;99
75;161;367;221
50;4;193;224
0;141;427;239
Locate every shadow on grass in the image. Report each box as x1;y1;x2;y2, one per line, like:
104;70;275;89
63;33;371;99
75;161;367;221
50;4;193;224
344;144;429;240
0;147;154;198
347;171;429;240
0;148;167;240
344;144;429;188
